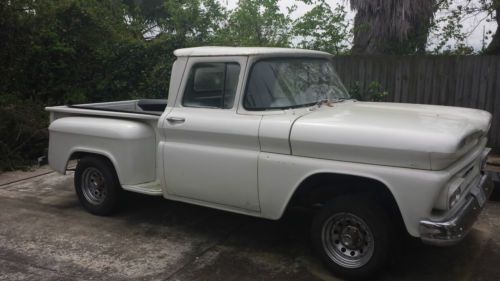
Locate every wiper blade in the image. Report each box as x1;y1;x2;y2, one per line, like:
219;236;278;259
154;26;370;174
316;98;337;108
316;97;353;108
316;99;328;106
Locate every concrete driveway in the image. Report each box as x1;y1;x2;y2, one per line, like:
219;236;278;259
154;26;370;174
1;168;500;281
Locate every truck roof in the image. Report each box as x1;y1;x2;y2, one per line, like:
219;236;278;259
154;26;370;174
173;46;331;57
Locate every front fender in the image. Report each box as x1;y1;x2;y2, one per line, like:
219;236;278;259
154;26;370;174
257;152;451;237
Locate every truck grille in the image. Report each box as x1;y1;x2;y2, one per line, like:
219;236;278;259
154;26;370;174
457;150;486;195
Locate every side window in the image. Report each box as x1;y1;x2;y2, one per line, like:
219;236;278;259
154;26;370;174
182;62;240;109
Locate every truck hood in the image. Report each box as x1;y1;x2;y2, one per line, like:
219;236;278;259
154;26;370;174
290;101;491;170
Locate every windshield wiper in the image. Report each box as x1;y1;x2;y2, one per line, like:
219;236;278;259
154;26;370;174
263;98;351;111
315;99;330;108
316;97;353;108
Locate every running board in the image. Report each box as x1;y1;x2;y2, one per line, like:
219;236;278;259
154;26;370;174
122;182;162;196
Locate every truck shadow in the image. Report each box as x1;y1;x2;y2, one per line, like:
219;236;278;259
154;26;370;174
117;191;500;281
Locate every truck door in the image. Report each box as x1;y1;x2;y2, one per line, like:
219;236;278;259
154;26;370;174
161;56;262;212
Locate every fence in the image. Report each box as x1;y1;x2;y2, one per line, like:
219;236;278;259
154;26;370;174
331;56;500;150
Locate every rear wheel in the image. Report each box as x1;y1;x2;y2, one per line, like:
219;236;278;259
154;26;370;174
74;156;121;215
312;195;395;280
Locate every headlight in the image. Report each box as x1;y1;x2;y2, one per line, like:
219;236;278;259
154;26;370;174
435;177;464;210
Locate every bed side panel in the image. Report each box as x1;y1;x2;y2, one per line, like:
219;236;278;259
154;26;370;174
48;117;156;185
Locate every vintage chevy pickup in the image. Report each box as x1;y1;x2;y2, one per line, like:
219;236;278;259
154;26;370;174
46;47;493;279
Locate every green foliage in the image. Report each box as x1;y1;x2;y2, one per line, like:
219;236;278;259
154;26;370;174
293;0;351;54
0;101;48;171
0;0;177;171
215;0;294;47
429;0;499;54
348;81;388;101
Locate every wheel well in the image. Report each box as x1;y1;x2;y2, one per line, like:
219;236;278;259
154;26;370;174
288;173;405;232
69;152;115;171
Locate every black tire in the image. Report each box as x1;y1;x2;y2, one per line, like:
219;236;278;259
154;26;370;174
74;156;122;216
311;195;395;280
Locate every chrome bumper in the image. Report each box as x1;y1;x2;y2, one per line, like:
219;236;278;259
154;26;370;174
419;173;493;246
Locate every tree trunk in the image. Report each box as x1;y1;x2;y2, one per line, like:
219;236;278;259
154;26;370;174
350;0;436;55
485;4;500;55
351;10;388;54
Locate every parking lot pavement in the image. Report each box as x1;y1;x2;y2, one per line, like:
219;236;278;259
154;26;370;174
1;169;500;281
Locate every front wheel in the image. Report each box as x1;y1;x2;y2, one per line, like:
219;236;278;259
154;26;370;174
74;156;122;216
312;195;395;280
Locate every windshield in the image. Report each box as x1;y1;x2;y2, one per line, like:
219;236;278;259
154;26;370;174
243;58;349;110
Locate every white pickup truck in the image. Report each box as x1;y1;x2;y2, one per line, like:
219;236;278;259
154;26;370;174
46;47;493;279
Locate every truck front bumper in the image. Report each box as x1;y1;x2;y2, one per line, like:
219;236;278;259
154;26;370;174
419;173;493;246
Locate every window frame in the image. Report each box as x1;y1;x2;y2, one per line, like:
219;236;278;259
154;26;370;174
241;56;345;111
181;62;241;110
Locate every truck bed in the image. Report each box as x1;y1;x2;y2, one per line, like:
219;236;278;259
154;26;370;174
46;99;167;121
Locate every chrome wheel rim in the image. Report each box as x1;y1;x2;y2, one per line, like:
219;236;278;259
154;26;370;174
81;167;107;205
321;212;374;268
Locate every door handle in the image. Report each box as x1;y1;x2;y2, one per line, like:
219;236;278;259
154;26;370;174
166;116;186;123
